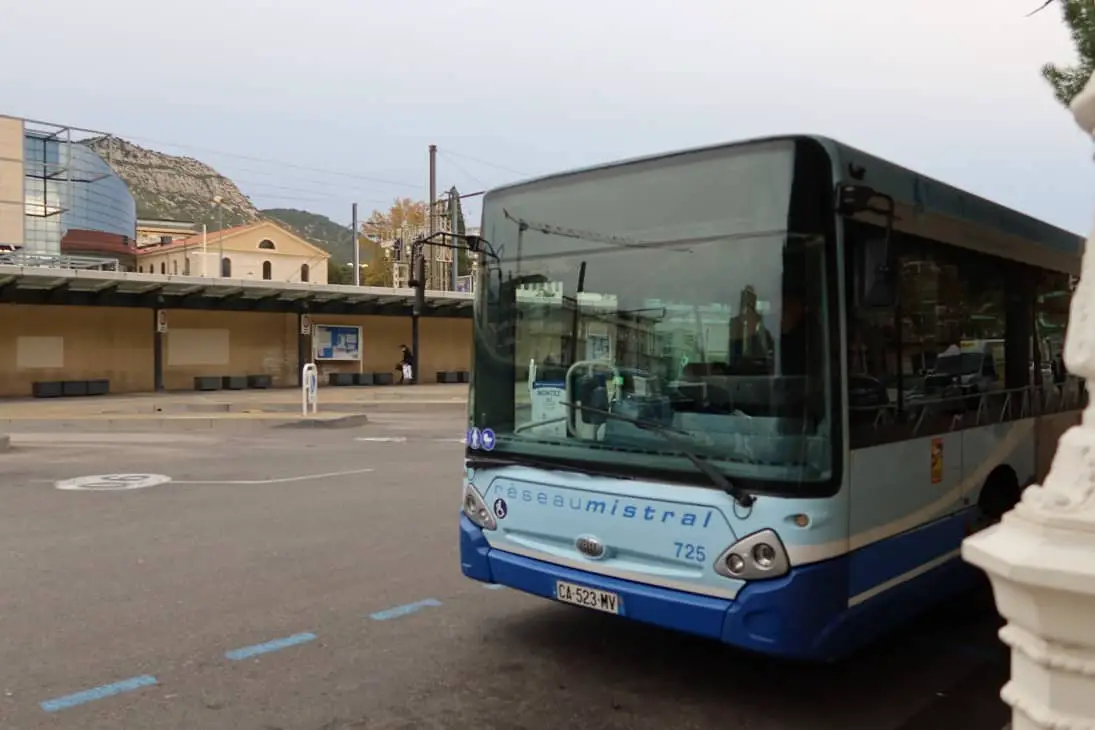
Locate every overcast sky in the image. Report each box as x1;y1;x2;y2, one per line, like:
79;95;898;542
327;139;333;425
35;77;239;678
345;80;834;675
0;0;1091;233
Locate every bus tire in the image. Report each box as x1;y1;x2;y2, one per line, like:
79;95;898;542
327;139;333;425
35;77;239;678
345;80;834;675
977;465;1021;523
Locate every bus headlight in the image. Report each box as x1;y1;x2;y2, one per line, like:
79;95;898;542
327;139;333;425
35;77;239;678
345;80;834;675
462;483;497;531
714;529;789;581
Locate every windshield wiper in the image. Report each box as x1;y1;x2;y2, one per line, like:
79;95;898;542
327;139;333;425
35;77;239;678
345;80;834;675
559;402;756;508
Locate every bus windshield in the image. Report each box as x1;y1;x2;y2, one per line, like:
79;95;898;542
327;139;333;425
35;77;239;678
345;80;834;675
470;140;835;489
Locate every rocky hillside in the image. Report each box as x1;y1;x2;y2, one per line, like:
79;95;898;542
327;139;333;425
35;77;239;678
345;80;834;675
85;137;260;229
85;137;355;262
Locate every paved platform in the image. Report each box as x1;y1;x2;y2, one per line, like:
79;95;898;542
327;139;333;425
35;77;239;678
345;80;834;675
0;384;467;424
0;412;1010;730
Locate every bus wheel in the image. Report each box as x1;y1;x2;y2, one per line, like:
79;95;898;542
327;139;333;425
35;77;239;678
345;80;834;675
975;466;1021;530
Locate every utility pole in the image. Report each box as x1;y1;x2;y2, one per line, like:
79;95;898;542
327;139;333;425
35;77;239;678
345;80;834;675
217;207;224;275
429;144;438;289
211;195;225;276
351;202;360;286
411;237;425;382
414;143;437;375
449;187;459;290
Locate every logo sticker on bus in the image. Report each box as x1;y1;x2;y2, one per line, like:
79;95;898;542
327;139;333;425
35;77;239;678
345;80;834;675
930;438;943;484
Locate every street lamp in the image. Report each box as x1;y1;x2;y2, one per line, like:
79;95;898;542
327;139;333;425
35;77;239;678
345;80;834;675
211;195;224;276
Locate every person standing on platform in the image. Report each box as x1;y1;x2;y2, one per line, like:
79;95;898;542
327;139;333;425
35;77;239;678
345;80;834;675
399;344;415;384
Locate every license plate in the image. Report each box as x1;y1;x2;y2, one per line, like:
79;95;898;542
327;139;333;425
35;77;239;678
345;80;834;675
554;580;620;615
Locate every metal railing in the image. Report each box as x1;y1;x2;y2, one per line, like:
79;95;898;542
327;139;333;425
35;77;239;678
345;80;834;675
0;251;120;271
850;378;1086;447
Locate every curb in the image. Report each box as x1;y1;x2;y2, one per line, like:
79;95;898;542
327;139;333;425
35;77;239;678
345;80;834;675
0;414;370;432
273;414;370;429
0;399;467;420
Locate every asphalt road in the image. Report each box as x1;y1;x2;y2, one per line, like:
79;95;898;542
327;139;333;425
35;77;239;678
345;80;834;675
0;405;1010;730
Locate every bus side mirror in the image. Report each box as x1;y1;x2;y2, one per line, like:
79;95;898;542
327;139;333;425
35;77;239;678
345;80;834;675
837;183;898;309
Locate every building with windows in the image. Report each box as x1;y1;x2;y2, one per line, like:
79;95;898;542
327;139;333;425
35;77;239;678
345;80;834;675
135;218;199;248
135;219;330;283
0;115;137;269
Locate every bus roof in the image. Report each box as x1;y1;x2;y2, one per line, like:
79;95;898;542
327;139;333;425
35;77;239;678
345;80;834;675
484;134;1083;258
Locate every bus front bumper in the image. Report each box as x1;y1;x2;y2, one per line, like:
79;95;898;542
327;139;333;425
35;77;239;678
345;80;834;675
459;514;847;661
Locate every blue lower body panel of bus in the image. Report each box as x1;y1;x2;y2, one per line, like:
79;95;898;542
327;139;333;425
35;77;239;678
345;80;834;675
460;513;980;662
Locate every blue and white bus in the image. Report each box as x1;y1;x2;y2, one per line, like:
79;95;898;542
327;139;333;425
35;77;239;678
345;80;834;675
459;135;1083;661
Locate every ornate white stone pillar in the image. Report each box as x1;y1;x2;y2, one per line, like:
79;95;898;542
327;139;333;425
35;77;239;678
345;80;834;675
962;70;1095;730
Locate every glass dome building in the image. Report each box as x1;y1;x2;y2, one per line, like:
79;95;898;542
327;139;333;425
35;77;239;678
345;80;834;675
24;132;136;251
6;117;138;269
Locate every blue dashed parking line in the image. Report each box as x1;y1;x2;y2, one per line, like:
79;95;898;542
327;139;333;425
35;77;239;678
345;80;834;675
34;590;499;713
40;674;158;713
224;632;318;661
369;598;442;621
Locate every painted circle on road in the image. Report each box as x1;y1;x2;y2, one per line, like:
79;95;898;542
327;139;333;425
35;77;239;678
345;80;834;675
54;474;173;491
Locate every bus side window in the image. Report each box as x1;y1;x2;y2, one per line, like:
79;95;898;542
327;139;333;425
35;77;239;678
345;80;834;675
898;236;1008;436
845;220;899;448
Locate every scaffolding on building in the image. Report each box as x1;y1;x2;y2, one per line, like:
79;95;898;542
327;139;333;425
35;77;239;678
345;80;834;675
375;204;479;293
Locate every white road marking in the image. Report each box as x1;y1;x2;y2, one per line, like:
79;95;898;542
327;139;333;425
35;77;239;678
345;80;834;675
355;436;465;444
55;474;172;491
172;467;374;485
13;433;214;446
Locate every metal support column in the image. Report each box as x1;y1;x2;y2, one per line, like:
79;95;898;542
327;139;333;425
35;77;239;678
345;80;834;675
297;311;311;386
412;242;425;382
152;308;164;392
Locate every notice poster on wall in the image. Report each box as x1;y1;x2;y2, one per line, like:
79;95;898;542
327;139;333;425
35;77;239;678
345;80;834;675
314;325;362;361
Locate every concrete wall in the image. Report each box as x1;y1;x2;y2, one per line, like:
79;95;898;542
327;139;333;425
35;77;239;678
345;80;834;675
0;116;25;248
0;304;154;395
0;303;470;397
162;310;298;390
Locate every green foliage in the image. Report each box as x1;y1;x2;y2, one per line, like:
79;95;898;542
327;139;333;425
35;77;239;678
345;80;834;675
447;188;467;237
1041;0;1095;107
445;189;477;277
327;259;354;285
263;208;354;263
362;198;427;238
359;236;395;287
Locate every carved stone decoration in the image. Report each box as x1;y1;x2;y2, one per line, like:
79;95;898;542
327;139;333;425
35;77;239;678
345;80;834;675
963;70;1095;730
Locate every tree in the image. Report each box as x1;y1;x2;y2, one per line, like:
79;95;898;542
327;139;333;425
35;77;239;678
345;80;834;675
359;236;395;287
362;197;427;239
1040;0;1095;107
445;188;476;277
358;193;475;285
356;197;426;288
327;259;354;285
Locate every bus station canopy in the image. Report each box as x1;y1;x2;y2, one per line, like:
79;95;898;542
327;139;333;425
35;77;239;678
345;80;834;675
0;265;474;318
